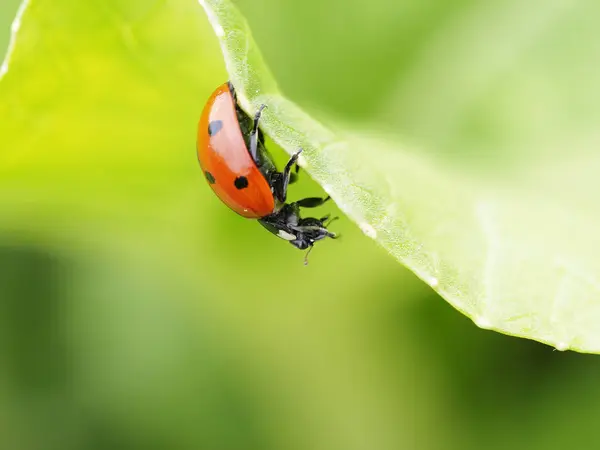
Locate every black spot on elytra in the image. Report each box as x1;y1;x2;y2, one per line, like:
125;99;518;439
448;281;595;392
208;120;223;136
204;171;216;184
234;176;248;190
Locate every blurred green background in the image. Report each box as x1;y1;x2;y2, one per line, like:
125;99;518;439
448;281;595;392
2;1;600;449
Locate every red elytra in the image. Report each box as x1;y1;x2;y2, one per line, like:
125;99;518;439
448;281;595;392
196;82;275;218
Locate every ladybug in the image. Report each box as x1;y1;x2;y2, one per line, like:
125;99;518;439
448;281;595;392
197;82;337;261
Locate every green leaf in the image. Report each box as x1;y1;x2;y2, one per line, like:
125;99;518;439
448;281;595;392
200;0;600;353
0;0;223;234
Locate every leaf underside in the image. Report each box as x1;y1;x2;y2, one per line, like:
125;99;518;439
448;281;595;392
200;0;600;353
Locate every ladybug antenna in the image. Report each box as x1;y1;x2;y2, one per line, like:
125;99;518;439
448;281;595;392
303;245;314;266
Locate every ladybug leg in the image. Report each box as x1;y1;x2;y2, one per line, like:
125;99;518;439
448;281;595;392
249;104;267;161
275;149;302;203
289;215;337;244
293;196;330;209
296;227;337;240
